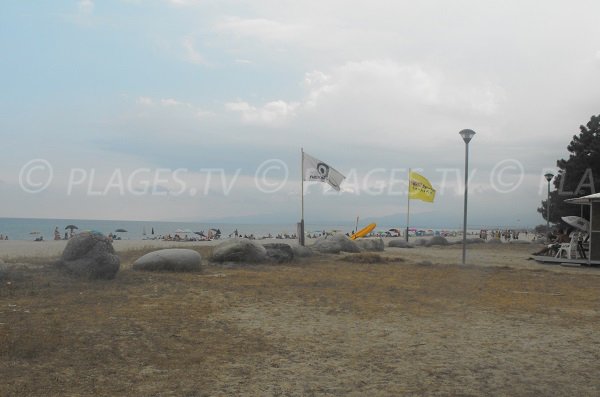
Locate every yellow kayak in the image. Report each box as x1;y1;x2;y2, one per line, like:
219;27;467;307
350;223;376;240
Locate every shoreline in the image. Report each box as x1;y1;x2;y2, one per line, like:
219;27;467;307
0;235;537;262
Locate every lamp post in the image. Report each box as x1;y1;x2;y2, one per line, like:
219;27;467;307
459;129;476;265
544;172;554;234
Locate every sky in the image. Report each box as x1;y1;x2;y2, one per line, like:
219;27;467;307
1;0;600;228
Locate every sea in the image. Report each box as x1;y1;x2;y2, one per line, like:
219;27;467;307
0;217;486;242
0;217;380;241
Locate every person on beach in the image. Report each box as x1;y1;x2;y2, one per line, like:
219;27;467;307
532;229;570;256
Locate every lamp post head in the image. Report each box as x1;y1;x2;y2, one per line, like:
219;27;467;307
459;129;476;144
544;172;554;183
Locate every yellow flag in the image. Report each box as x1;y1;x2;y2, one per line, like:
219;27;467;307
409;171;436;203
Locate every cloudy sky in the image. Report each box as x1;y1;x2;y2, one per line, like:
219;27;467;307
1;0;599;228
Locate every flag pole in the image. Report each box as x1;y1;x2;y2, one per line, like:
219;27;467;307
300;148;305;246
406;168;411;242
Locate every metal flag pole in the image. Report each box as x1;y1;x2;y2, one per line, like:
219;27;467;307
300;148;305;246
406;168;411;242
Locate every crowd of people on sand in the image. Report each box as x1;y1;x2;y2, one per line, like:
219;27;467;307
160;229;223;242
5;225;538;243
479;229;527;241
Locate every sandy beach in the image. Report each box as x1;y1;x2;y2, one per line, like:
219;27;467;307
2;239;600;395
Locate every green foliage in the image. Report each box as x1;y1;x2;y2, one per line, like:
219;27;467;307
538;114;600;223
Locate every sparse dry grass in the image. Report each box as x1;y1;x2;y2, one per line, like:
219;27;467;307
1;245;600;396
340;252;405;264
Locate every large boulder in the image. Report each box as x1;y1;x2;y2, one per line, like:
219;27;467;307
425;236;449;247
263;243;294;263
312;234;360;254
133;249;201;272
355;238;385;252
58;232;120;279
212;238;267;263
292;244;314;258
388;239;414;248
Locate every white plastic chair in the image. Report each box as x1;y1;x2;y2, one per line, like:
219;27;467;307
555;232;580;259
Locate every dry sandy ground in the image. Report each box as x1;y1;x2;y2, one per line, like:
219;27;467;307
1;242;600;396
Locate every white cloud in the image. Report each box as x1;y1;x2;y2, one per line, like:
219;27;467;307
137;96;193;108
225;100;299;125
137;96;154;106
134;96;212;120
226;59;504;143
160;98;191;107
78;0;94;15
217;16;309;43
182;36;207;66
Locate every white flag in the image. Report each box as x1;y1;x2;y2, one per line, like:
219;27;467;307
303;152;345;191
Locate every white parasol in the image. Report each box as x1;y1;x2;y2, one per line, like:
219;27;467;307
561;216;590;232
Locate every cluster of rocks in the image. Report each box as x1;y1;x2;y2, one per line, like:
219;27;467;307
388;236;487;248
54;232;409;279
209;234;385;264
210;239;295;264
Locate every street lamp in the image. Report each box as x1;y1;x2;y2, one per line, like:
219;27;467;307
459;129;476;265
544;172;554;235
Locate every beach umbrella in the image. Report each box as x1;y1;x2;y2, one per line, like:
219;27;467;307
65;225;78;231
115;228;128;233
561;216;590;232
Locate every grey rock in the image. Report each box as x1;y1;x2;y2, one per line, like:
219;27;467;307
425;236;449;247
212;238;267;263
58;232;120;279
312;234;360;254
263;243;294;263
133;249;202;272
355;238;385;252
388;239;414;248
292;245;314;258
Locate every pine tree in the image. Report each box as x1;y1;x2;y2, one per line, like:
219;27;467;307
538;114;600;223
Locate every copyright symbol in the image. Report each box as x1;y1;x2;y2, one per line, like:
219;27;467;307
255;159;289;193
19;159;54;193
490;159;524;193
